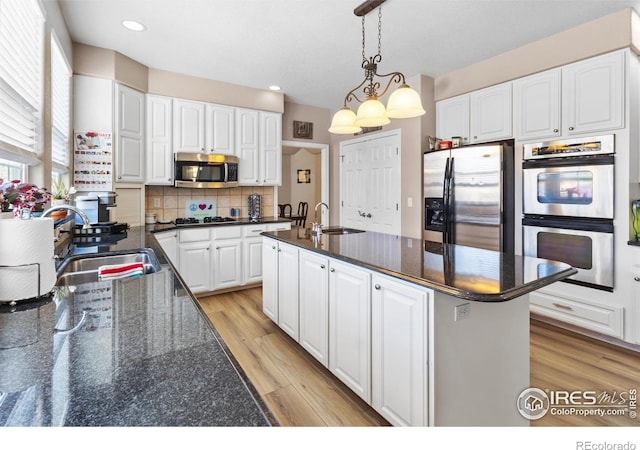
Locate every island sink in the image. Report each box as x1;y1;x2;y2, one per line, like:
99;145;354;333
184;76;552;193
321;227;365;235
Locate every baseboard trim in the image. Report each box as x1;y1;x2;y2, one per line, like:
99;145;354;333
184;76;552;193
531;313;640;355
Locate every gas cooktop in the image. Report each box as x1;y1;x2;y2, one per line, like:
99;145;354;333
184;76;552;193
175;216;237;225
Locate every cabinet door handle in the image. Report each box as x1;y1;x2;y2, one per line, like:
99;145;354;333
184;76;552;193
272;246;276;249
374;284;381;290
552;302;573;311
320;264;325;269
330;268;335;272
216;247;220;250
634;276;640;282
568;126;574;131
553;129;559;133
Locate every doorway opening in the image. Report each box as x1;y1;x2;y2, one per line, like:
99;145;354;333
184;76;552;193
279;140;329;228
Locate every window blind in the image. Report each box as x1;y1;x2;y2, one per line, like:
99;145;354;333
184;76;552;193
51;32;71;169
0;0;44;161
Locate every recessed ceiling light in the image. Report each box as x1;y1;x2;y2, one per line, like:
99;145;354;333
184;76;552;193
121;20;146;32
269;85;282;91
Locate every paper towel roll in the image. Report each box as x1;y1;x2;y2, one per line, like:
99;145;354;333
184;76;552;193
0;218;56;302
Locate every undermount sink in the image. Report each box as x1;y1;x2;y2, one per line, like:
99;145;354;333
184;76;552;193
55;248;162;286
321;227;365;235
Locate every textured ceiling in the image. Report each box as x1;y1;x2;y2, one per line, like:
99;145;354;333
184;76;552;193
57;0;640;112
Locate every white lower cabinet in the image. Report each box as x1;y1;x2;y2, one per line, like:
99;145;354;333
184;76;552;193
261;237;431;424
154;230;178;265
211;226;242;291
277;242;299;340
178;241;211;294
328;260;371;403
298;250;329;367
261;239;279;322
371;274;428;427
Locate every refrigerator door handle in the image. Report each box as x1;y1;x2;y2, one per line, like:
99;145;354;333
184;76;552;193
443;157;451;244
448;157;455;244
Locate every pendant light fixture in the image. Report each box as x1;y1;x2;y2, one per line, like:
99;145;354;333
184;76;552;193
329;0;425;134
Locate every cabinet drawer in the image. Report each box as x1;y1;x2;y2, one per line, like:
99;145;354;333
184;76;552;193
213;225;242;239
530;291;623;338
267;222;291;231
179;228;211;243
243;224;268;237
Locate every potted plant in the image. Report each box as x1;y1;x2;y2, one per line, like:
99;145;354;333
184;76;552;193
50;179;71;219
0;179;51;218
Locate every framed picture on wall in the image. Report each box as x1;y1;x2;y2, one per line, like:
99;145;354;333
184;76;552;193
293;121;313;139
297;169;311;183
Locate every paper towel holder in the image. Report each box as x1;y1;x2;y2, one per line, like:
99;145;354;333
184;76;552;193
0;261;48;306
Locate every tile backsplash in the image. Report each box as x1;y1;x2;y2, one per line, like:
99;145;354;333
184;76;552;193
145;186;275;222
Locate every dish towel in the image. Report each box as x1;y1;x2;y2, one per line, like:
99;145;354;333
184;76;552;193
98;262;145;281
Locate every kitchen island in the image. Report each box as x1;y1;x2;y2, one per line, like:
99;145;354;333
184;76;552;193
0;226;275;427
261;228;577;427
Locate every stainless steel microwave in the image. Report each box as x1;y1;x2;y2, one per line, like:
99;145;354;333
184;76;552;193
174;153;239;188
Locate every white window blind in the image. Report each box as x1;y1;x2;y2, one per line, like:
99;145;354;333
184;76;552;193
51;32;71;169
0;0;44;162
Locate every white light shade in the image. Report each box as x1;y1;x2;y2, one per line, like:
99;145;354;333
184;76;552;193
329;107;362;134
121;20;146;31
355;98;390;127
386;84;426;119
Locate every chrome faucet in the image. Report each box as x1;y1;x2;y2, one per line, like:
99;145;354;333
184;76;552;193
42;204;92;229
312;202;329;235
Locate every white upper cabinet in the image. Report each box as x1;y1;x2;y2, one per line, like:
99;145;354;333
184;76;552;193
514;51;625;141
173;99;205;153
513;68;561;141
145;95;173;185
236;108;282;186
236;108;260;184
205;103;235;155
115;84;145;183
436;94;470;145
469;82;512;143
563;50;625;135
260;111;282;185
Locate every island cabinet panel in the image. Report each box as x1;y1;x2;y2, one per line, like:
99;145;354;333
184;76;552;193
298;250;329;367
261;240;279;322
371;274;429;427
329;260;371;403
277;242;299;340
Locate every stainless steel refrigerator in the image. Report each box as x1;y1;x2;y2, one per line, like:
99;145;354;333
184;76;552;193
423;139;514;253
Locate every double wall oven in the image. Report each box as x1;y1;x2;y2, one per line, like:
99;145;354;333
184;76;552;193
522;134;614;292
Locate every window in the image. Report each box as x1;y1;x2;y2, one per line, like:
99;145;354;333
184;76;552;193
0;158;25;182
51;32;71;171
0;0;45;163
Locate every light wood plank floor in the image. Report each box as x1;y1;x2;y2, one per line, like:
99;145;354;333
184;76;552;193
197;287;640;427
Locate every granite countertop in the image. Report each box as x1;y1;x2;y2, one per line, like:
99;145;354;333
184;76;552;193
262;228;577;302
0;226;274;427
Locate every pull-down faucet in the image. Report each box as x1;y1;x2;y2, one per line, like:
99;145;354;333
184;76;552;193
41;204;92;229
312;202;329;235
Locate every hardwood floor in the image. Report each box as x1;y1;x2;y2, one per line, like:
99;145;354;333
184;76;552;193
197;287;640;427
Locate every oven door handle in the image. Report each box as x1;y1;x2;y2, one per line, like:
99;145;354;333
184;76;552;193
522;215;613;233
523;154;614;169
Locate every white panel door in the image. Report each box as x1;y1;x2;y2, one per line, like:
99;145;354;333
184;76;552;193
115;84;144;183
173;99;205;153
513;68;561;141
205;103;235;155
277;242;299;340
436;94;470;144
329;260;371;402
563;50;624;135
371;274;429;427
178;242;211;293
260;112;282;185
261;239;279;321
212;239;242;290
469;82;513;143
236;108;260;184
146;95;173;185
340;131;401;234
298;250;329;367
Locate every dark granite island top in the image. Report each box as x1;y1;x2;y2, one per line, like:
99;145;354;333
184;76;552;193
261;228;577;302
0;226;273;427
